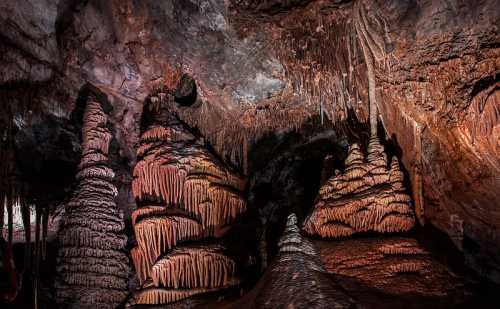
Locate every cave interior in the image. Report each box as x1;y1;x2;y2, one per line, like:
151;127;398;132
0;0;499;308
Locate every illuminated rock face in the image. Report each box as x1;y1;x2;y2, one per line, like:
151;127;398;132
314;236;468;301
128;95;246;306
303;136;415;238
55;97;130;308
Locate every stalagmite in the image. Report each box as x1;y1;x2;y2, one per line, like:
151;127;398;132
303;139;415;238
55;96;129;309
129;90;246;305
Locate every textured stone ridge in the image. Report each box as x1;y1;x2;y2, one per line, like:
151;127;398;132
55;96;130;308
303;136;415;238
128;93;247;305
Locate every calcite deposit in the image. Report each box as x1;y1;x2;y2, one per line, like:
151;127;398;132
0;0;498;308
303;136;415;238
55;95;130;308
128;90;246;305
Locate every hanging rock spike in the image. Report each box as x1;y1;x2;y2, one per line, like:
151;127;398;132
129;93;246;305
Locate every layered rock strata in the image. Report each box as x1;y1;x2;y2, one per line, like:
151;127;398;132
314;236;470;304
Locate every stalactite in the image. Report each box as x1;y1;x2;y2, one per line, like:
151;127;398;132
0;203;3;240
151;245;236;289
354;0;382;136
141;126;171;142
134;216;206;265
55;96;130;309
0;103;33;256
129;287;224;306
129;94;247;305
34;204;41;309
20;199;32;271
41;206;49;261
132;161;187;205
131;246;152;285
131;206;169;225
303;139;415;238
389;262;424;274
148;81;317;170
6;195;13;245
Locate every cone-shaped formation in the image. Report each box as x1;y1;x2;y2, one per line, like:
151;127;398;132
55;97;129;308
129;97;246;305
278;214;318;258
234;213;354;308
303;137;415;238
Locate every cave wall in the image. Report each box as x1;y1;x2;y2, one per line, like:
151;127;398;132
367;0;500;282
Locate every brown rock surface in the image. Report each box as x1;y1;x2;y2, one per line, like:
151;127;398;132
314;236;476;308
128;90;247;305
55;93;130;308
359;0;500;282
303;138;415;238
0;0;498;298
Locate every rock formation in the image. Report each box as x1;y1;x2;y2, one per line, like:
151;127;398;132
303;136;415;238
0;0;498;305
55;96;130;308
314;236;470;305
128;92;246;306
232;213;355;309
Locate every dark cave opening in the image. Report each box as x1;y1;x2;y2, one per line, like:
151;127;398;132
246;115;349;270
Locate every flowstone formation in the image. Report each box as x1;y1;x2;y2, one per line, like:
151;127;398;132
303;136;415;238
315;236;467;300
55;95;130;308
128;94;247;306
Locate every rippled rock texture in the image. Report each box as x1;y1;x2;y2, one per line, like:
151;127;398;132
303;137;414;238
314;237;476;308
128;89;247;306
55;93;130;308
